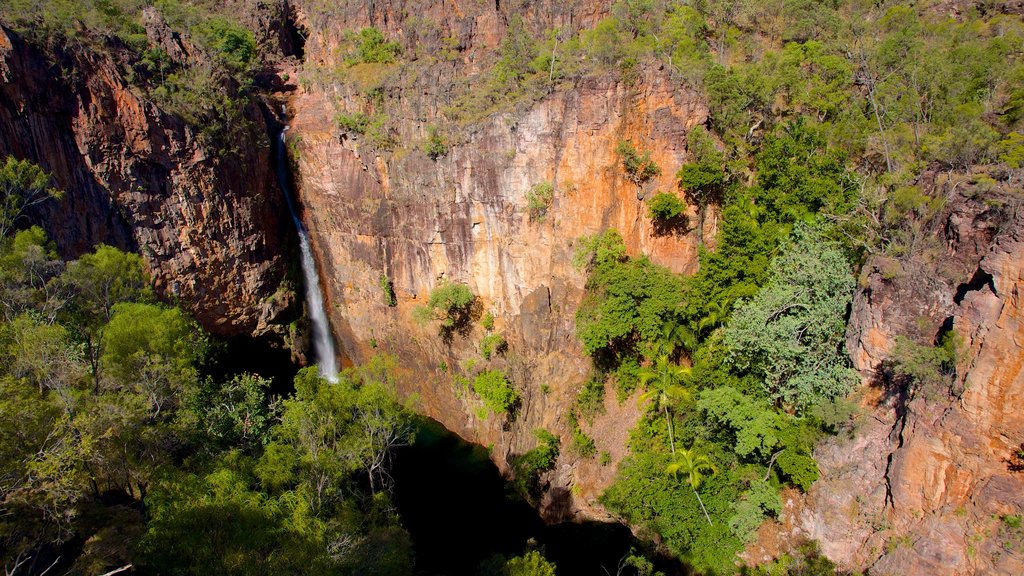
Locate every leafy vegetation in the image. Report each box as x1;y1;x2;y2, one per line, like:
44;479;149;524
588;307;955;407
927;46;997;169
0;156;63;238
379;274;398;307
513;429;560;498
525;182;555;222
615;140;662;187
480;333;507;360
647;192;687;235
0;224;418;574
473;369;519;417
353;27;402;64
424;125;449;159
413;281;475;337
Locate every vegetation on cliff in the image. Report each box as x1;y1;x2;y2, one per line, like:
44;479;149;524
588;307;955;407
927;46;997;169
0;159;417;573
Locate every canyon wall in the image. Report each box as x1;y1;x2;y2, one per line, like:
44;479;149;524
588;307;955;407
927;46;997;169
0;25;293;338
287;0;708;517
744;174;1024;574
286;0;1024;568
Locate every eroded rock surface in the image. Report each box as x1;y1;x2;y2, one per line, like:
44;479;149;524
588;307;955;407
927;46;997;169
0;26;291;337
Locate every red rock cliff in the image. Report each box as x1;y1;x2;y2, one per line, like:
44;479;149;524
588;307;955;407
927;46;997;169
0;26;292;338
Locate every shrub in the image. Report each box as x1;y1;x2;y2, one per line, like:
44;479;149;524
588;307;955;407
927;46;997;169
424;125;448;159
615;140;661;186
574;230;684;358
355;27;401;64
728;480;783;542
525;182;555;221
480;333;507;360
571;428;597;458
501;551;557;576
647;192;686;221
414;281;475;335
473;369;519;416
575;376;606;423
335;111;371;134
776;450;819;491
379;274;397;307
513;429;561;498
481;311;495;331
198;17;257;71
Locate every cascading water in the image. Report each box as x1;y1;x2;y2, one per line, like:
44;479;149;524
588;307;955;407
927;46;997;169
275;127;339;383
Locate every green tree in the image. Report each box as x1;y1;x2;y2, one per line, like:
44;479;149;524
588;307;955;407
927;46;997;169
615;141;662;189
723;225;857;410
574;230;684;360
727;479;782;542
101;303;205;410
182;373;277;453
666;447;717;525
413;281;475;337
502;550;558;576
646;192;687;235
473;369;519;417
0;227;65;323
638;355;691;454
62;244;152;379
0;156;63;238
676;126;725;245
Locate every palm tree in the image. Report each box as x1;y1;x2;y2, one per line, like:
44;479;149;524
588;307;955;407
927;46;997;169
666;447;717;526
654;318;698;361
637;355;690;455
697;299;729;336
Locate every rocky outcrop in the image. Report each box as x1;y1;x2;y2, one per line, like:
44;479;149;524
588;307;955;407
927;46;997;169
747;174;1024;575
286;0;708;519
0;26;293;337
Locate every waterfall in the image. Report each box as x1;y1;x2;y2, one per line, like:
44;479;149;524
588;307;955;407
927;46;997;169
275;128;339;383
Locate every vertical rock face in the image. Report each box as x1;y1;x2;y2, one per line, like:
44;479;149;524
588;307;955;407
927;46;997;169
287;0;708;517
0;26;291;337
784;177;1024;575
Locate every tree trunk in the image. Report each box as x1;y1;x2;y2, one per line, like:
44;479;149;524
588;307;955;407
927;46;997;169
694;488;713;525
664;405;676;455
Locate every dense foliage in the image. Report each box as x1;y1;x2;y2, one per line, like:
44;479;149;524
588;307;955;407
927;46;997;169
0;205;417;574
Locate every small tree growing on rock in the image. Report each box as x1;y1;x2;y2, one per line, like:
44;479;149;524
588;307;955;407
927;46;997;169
413;281;475;338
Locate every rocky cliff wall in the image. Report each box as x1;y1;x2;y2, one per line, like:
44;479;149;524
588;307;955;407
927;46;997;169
743;173;1024;575
0;26;293;338
286;0;708;518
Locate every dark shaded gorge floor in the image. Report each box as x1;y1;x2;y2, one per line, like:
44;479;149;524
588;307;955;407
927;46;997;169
392;417;688;576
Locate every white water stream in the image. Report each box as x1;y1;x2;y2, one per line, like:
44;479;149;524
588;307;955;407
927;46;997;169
275;128;339;382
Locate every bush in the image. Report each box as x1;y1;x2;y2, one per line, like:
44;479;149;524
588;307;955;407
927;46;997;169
615;141;661;186
525;182;555;221
379;274;396;307
776;450;819;491
355;27;401;64
513;429;560;498
480;333;507;360
424;126;448;159
473;369;519;416
501;550;557;576
414;281;475;335
647;192;686;221
335;112;371;134
570;428;597;458
575;376;606;423
574;230;684;359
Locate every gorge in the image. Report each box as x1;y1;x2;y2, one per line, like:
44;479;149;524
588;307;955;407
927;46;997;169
0;1;1022;575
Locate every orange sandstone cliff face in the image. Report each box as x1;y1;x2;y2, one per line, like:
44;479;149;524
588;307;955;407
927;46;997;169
286;1;708;518
285;1;1024;565
744;177;1024;575
0;25;294;338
